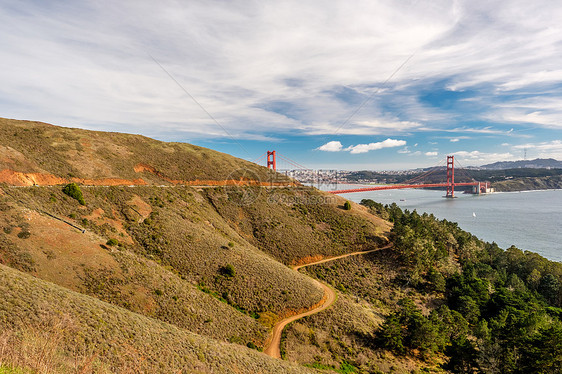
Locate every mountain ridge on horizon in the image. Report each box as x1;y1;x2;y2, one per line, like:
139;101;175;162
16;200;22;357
479;158;562;170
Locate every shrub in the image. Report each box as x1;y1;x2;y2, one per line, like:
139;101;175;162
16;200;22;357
62;183;85;205
426;267;446;293
17;231;31;239
0;364;27;374
106;239;118;246
343;201;352;210
221;264;236;278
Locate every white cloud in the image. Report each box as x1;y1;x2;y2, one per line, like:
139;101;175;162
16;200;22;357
512;140;562;159
498;111;562;128
513;140;562;151
498;70;562;91
446;127;513;135
0;1;452;140
316;141;343;152
302;119;423;136
345;139;407;154
398;147;411;154
450;138;460;142
317;138;407;154
1;0;562;144
453;151;514;165
425;151;438;156
487;98;562;130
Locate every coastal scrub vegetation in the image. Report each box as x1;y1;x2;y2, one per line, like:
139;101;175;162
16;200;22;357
62;183;85;205
0;264;316;374
285;200;562;373
366;198;562;373
4;118;561;373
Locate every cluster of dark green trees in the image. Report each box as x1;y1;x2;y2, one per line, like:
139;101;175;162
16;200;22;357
361;199;562;373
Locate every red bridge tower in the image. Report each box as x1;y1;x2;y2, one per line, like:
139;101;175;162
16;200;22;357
267;151;276;171
446;155;455;198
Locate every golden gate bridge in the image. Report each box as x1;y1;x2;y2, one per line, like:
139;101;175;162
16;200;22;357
253;151;491;198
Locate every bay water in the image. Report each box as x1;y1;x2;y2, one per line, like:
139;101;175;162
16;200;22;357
328;185;562;262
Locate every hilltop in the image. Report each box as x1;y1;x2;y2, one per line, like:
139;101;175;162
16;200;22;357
480;158;562;170
0;117;397;373
0;117;289;186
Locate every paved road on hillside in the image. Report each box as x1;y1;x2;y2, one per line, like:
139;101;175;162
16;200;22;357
263;242;393;359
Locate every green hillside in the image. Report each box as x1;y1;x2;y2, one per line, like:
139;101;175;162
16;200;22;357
6;118;562;373
492;175;562;191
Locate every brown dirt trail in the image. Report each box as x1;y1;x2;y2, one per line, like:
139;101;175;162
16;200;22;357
263;243;393;359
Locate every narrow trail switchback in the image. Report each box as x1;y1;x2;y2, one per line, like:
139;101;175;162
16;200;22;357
264;243;393;359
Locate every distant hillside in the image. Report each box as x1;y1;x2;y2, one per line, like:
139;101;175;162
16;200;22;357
480;158;562;169
492;175;562;192
345;166;562;192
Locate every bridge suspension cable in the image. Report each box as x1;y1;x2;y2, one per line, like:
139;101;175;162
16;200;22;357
252;152;487;198
453;158;477;182
401;158;446;185
276;153;315;172
252;152;268;165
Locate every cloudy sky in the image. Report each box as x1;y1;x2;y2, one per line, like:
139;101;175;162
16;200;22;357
1;0;562;169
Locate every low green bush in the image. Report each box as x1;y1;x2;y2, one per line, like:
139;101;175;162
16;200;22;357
221;264;236;278
62;183;85;205
106;238;118;246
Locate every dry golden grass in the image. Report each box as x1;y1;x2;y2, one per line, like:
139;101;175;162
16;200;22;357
0;117;286;185
0;183;389;361
283;249;446;373
0;185;331;347
0;318;111;374
0;187;272;347
0;117;400;372
0;264;318;374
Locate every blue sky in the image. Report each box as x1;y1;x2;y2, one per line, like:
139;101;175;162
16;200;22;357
1;1;562;170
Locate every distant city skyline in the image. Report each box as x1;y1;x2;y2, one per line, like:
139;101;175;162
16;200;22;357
1;1;562;170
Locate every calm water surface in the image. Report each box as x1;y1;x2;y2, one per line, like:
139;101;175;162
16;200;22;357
328;185;562;262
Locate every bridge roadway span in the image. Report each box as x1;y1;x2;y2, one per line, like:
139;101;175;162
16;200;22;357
328;182;480;195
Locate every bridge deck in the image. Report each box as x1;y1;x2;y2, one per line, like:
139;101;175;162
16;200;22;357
328;182;480;194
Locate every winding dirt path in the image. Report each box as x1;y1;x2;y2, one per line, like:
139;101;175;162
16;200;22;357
263;243;393;359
